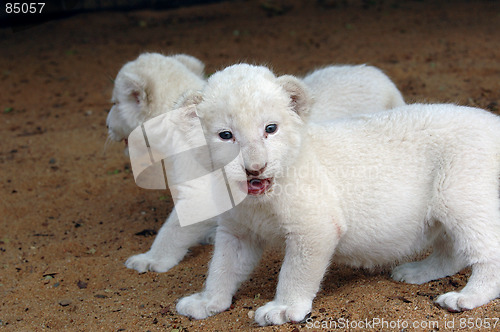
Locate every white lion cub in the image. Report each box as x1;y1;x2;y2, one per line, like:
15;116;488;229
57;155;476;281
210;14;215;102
122;61;405;273
175;64;500;326
106;53;221;272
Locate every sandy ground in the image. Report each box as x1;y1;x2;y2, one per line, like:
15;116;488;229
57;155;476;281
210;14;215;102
1;0;500;330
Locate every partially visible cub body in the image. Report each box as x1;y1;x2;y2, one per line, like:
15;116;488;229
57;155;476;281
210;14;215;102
123;61;406;273
304;64;405;122
175;64;500;326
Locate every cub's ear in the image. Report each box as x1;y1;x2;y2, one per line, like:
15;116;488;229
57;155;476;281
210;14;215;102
118;72;150;107
276;75;312;118
169;104;202;137
173;54;205;78
175;90;204;109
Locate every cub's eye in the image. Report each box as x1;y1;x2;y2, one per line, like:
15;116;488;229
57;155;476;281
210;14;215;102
265;124;278;134
219;131;233;140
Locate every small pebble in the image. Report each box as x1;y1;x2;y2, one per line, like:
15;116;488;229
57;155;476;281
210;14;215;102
76;280;87;289
59;299;72;306
247;310;255;319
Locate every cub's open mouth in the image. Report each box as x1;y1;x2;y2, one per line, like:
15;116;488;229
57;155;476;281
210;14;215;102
124;138;128;146
247;178;273;196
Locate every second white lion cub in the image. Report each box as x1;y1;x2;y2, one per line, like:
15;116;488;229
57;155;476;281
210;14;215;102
175;64;500;326
106;53;220;273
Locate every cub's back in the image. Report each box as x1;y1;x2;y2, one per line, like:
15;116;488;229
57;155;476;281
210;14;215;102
304;103;500;193
310;103;500;150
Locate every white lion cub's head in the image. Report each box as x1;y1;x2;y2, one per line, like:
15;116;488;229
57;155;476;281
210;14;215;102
180;64;312;198
106;53;205;152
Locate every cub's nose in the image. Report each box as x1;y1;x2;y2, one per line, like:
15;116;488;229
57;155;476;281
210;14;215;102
245;163;267;176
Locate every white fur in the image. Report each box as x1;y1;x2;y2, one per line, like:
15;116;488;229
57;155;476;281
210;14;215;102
124;62;405;273
303;64;405;122
106;52;205;145
104;53;219;272
175;64;500;326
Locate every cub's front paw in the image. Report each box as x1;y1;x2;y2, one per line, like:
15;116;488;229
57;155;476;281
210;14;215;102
125;252;180;273
176;293;231;320
254;300;311;326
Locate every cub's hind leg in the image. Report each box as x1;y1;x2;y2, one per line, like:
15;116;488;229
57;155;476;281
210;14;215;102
433;175;500;311
434;230;500;312
392;229;467;285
